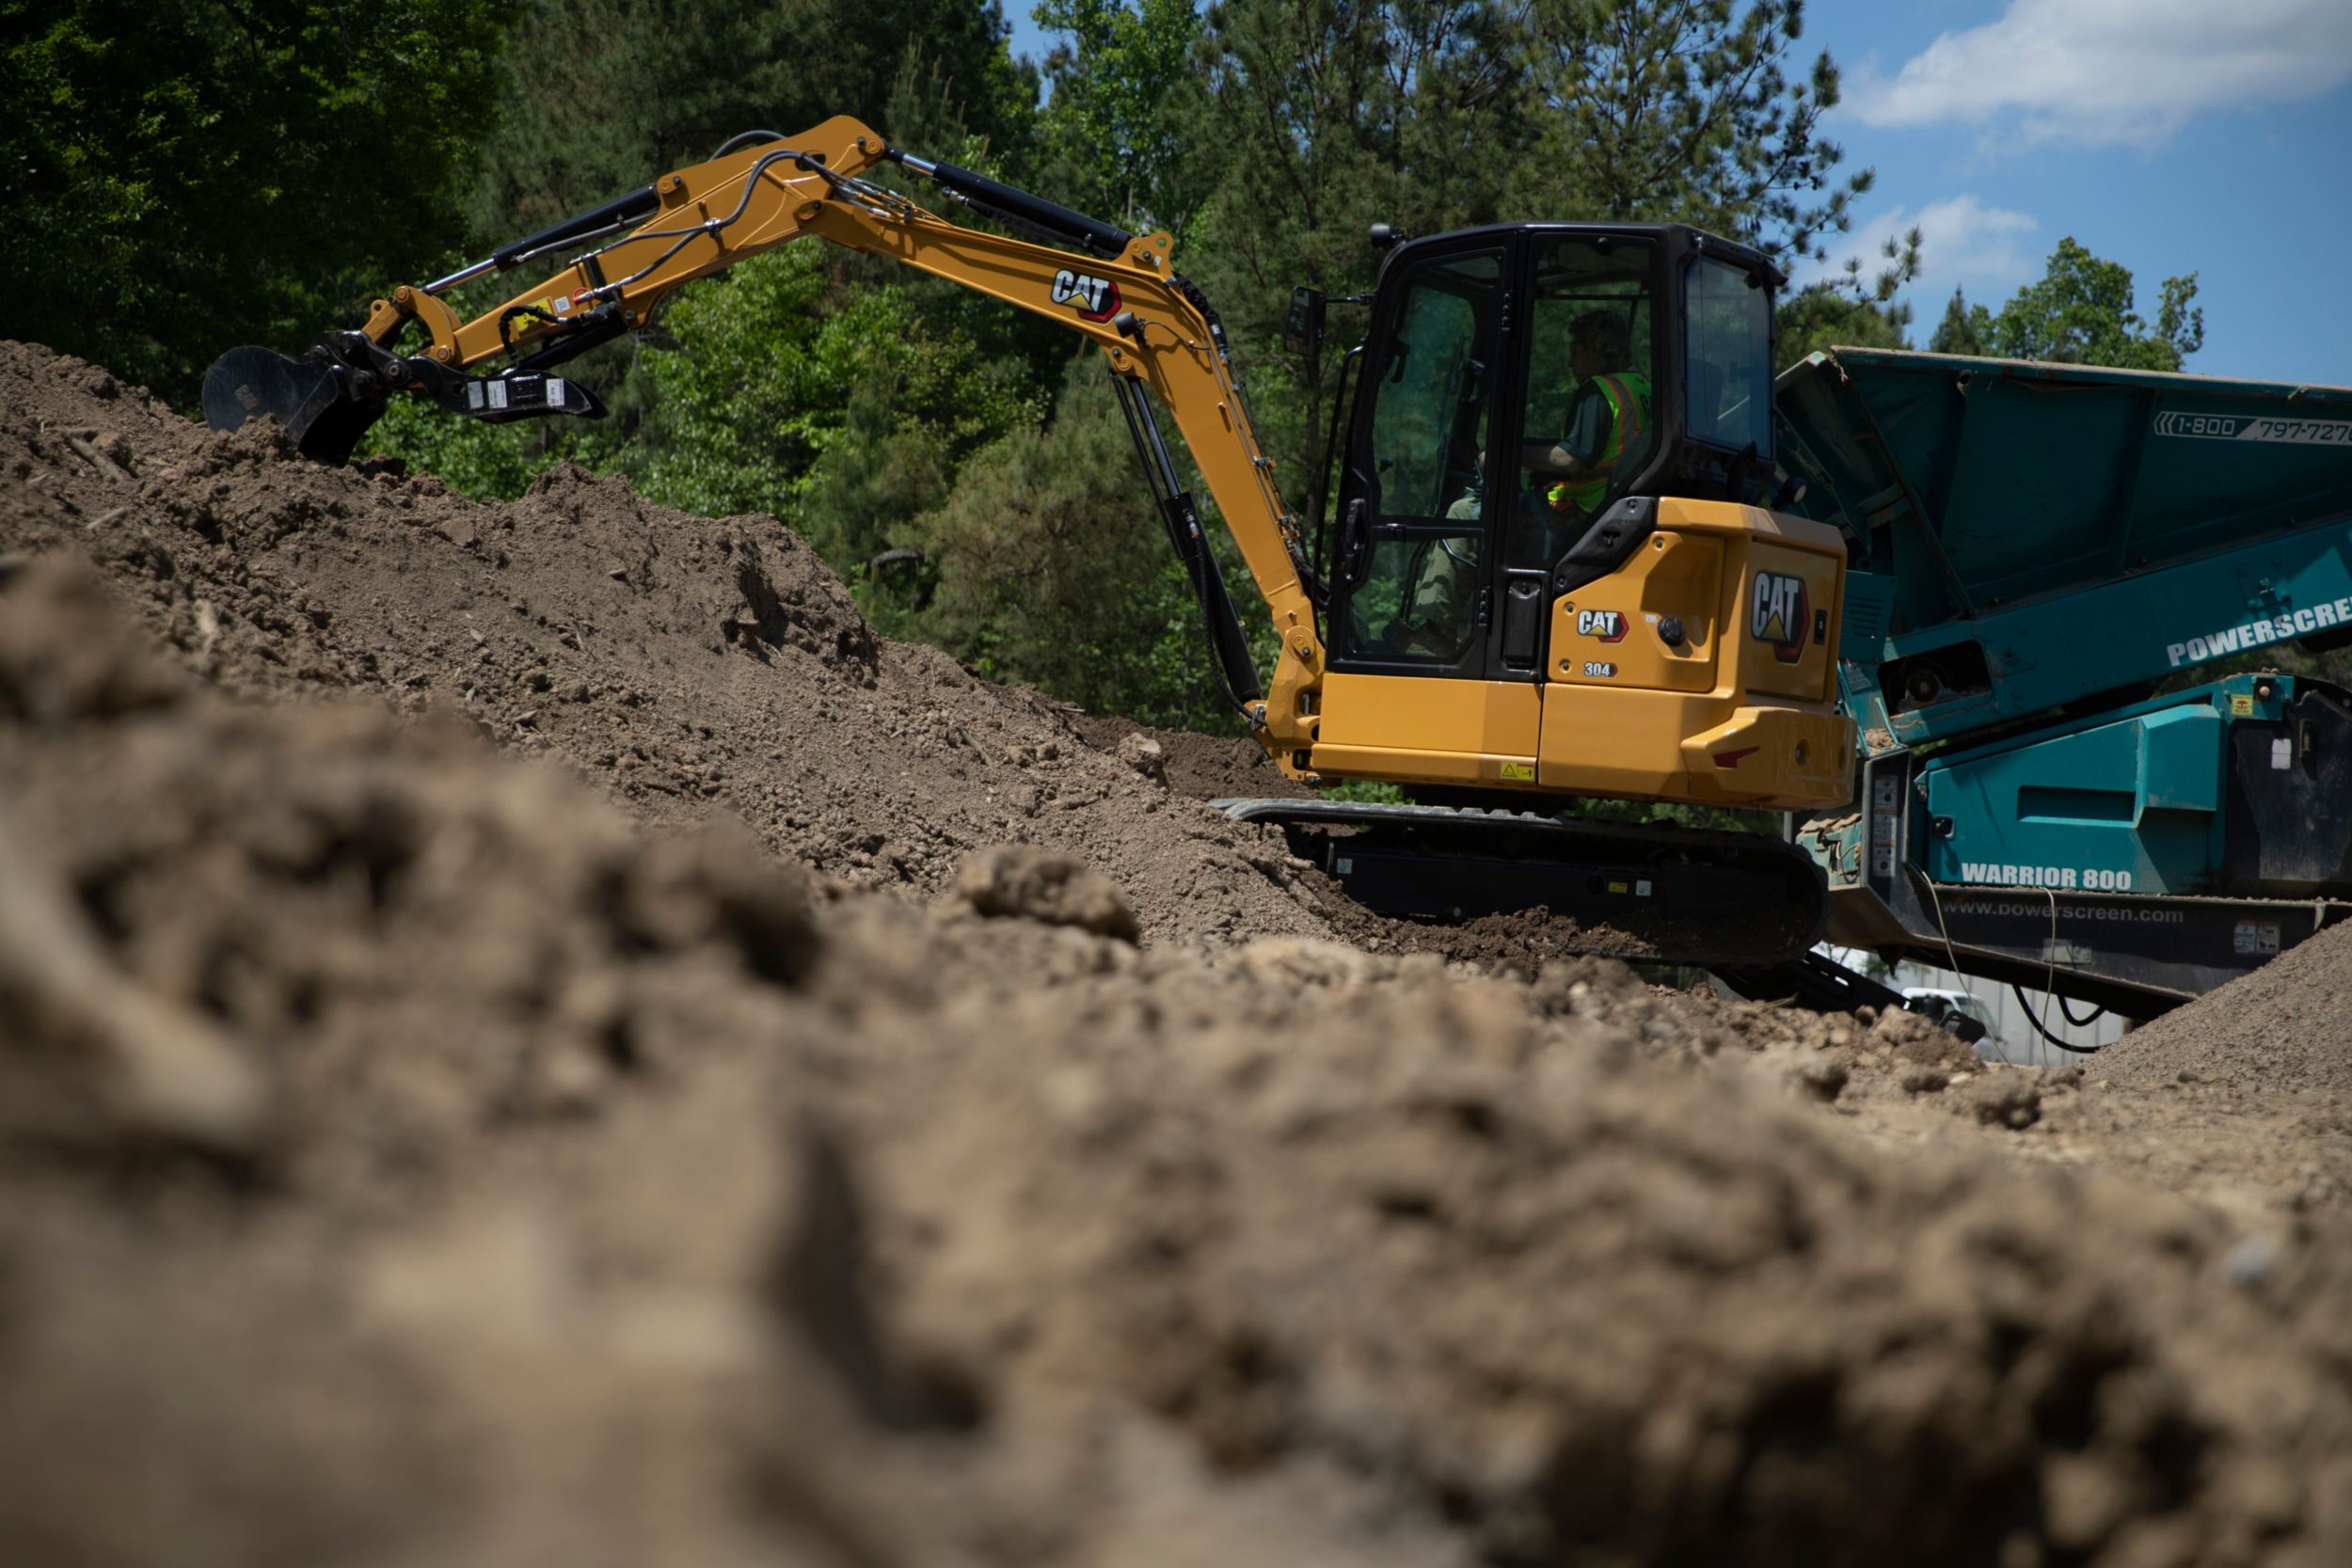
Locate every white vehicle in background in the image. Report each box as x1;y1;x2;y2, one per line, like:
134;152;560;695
1902;987;1999;1050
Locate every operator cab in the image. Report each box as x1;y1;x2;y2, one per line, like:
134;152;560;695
1314;223;1781;680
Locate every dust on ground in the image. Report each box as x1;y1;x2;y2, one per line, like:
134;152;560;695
8;339;2352;1566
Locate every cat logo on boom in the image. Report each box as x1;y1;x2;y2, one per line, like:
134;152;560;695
1051;269;1121;323
1751;572;1809;664
1575;609;1628;642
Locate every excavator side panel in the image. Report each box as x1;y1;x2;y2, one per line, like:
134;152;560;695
1548;529;1723;693
1312;675;1541;786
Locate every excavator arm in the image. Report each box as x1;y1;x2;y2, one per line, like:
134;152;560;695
201;116;1324;767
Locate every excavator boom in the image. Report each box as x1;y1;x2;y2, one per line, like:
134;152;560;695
202;118;1324;762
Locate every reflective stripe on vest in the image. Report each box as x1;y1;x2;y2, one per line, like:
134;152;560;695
1548;371;1654;515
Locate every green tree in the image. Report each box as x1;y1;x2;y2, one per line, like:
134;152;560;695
1511;0;1874;268
1033;0;1208;234
1927;287;1988;356
1979;237;2202;372
0;0;507;404
911;357;1262;727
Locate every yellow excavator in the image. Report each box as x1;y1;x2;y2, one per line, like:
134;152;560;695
202;115;1854;965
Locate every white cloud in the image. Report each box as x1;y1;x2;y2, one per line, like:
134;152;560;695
1802;196;2042;309
1847;0;2352;147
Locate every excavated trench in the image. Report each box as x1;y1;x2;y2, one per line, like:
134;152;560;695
6;339;2352;1566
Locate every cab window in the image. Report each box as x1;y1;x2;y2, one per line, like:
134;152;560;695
1686;257;1772;457
1343;249;1502;664
1514;237;1660;563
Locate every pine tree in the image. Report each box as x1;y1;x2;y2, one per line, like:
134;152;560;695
1928;288;1989;356
1509;0;1873;268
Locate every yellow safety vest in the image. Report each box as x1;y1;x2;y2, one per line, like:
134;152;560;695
1547;370;1652;515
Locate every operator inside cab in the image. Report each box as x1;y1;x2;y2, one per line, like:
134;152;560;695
1399;291;1656;657
1520;309;1651;523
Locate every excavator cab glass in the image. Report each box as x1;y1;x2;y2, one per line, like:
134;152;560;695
1685;257;1772;454
1327;223;1779;679
1513;235;1661;554
1339;249;1505;665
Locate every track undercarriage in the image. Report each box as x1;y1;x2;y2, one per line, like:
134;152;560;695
1213;799;1828;969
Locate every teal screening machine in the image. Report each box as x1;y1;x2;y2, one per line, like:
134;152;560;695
1773;349;2352;1022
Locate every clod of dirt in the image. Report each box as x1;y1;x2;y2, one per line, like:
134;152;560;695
1901;1065;1951;1096
0;563;273;1153
1116;731;1168;785
1789;1053;1850;1101
0;556;185;724
949;844;1141;942
1966;1073;2043;1130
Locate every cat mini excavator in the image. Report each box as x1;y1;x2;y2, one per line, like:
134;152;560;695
202;115;1855;965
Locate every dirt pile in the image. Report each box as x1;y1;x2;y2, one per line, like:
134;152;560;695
2091;922;2352;1095
1071;712;1311;802
8;344;2352;1565
0;341;1319;947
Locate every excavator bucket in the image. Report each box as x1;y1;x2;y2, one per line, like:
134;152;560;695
200;346;385;466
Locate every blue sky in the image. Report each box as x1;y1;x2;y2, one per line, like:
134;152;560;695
1003;0;2352;384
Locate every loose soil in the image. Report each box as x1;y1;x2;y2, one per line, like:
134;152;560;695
2090;921;2352;1096
8;339;2352;1566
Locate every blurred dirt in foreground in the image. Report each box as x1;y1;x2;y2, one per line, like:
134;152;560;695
6;340;2352;1566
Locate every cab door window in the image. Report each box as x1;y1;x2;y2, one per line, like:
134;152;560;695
1337;250;1503;666
1511;237;1661;565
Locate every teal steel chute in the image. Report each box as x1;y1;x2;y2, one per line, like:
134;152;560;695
1776;348;2352;747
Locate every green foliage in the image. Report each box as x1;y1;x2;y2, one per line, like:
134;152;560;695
0;0;507;404
909;359;1255;728
1976;238;2203;372
1927;287;1986;356
368;393;572;499
466;0;1037;243
632;247;1041;563
1033;0;1206;233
